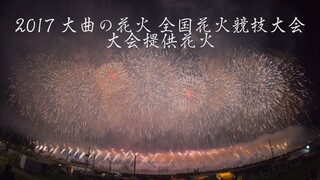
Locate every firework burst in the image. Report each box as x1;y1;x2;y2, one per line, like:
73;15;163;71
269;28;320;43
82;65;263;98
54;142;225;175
8;49;310;152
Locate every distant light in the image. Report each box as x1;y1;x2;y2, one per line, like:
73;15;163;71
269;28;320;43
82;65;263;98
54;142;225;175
306;145;310;150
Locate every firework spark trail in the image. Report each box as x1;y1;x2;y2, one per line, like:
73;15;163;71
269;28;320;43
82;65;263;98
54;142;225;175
33;125;310;174
94;61;130;132
47;60;107;139
8;49;310;152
